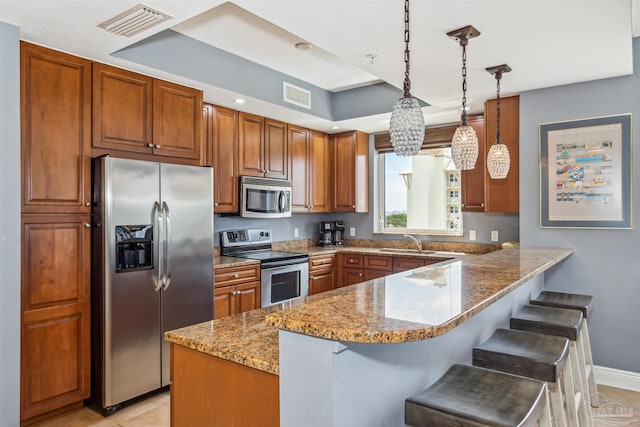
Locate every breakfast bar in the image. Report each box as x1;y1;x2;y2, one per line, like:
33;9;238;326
164;246;573;427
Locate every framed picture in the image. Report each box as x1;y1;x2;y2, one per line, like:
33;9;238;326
539;114;632;229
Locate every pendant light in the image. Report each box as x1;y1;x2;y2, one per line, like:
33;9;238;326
389;0;425;157
447;25;480;170
486;64;512;179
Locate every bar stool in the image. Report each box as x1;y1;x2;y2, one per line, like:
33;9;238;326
405;364;552;427
511;304;593;427
530;291;599;406
473;328;577;427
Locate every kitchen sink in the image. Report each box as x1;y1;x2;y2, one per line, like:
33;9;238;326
378;248;465;257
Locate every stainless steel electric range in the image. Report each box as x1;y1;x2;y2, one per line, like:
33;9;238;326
220;228;309;307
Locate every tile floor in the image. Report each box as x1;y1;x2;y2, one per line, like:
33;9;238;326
29;384;640;426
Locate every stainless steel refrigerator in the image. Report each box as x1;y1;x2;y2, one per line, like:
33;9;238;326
90;156;214;413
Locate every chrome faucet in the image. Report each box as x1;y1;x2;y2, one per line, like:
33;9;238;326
403;234;422;253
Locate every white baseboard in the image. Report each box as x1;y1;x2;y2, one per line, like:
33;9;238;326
594;365;640;392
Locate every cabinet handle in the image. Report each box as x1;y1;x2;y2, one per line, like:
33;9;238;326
480;203;485;207
85;201;91;207
359;273;363;277
233;273;239;278
147;143;153;148
84;223;91;228
352;205;355;208
154;144;161;149
349;259;353;263
214;203;219;207
310;276;316;280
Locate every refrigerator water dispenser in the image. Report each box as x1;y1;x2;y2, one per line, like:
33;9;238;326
115;225;153;272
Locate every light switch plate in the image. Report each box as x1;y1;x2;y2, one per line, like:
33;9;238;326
469;230;476;241
491;230;499;242
349;227;356;237
294;228;299;238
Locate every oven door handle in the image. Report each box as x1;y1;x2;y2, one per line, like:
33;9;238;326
261;258;309;269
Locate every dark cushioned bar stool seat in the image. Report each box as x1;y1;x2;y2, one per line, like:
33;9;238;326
473;328;576;426
511;304;593;426
530;291;599;406
405;364;551;427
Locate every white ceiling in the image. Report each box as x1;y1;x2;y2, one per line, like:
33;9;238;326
2;0;639;133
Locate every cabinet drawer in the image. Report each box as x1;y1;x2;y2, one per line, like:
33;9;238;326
392;257;426;272
309;254;335;271
364;255;393;271
214;265;260;288
342;254;363;268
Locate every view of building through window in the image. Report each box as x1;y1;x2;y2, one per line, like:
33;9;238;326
378;148;463;235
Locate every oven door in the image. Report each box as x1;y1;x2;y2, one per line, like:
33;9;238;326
261;261;309;307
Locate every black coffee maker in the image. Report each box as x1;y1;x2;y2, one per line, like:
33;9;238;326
318;220;345;246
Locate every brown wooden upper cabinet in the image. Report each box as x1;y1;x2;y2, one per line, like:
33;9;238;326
289;125;331;213
484;95;519;213
20;42;92;214
238;113;289;179
92;63;153;154
332;131;369;213
92;62;203;163
461;114;486;212
203;103;239;213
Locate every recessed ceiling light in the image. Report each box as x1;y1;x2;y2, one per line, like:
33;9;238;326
234;98;246;104
331;125;340;130
295;42;313;51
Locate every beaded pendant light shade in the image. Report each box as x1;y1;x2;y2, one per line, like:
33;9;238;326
389;0;425;156
447;25;480;170
486;64;512;179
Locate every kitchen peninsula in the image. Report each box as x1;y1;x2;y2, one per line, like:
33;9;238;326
165;246;572;427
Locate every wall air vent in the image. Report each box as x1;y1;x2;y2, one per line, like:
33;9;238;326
98;4;172;37
283;82;311;109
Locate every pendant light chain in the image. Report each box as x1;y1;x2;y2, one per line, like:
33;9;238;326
461;40;468;126
496;72;501;144
403;0;411;98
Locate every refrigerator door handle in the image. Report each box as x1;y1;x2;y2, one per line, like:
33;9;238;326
162;201;172;290
153;201;164;292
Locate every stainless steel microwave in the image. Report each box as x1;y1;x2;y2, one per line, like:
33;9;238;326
240;176;292;218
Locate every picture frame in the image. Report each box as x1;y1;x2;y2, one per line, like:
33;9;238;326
539;114;632;229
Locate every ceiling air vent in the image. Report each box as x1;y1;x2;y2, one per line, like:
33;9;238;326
283;82;311;109
98;4;172;37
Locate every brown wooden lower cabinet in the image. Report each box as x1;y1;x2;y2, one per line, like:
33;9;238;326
393;257;426;272
214;281;260;320
363;269;387;281
171;344;278;427
342;267;364;286
309;269;335;295
20;214;91;421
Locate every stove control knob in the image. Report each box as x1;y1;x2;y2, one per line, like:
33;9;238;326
260;231;264;237
265;231;270;237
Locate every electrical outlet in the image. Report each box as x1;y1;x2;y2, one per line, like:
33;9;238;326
349;227;356;237
294;228;299;238
469;230;477;241
491;230;499;242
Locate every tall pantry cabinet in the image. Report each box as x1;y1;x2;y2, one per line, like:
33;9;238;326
20;42;92;421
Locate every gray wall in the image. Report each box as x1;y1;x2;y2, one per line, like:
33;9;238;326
520;37;640;372
0;21;21;427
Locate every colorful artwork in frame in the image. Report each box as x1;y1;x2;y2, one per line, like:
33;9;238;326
539;114;632;228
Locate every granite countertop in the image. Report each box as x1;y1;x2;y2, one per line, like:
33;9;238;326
265;247;572;343
214;255;260;269
166;246;572;375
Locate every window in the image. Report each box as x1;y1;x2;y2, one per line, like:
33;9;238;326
375;147;463;236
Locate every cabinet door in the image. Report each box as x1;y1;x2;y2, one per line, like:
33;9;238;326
214;287;235;320
363;269;387;281
264;119;288;179
485;95;519;212
363;255;393;271
21;215;90;420
92;62;153;154
236;281;261;314
461;114;486;212
289;125;309;212
309;131;331;212
152;79;203;161
238;112;265;177
20;42;91;214
209;105;239;213
333;132;356;212
309;268;335;295
342;268;364;287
